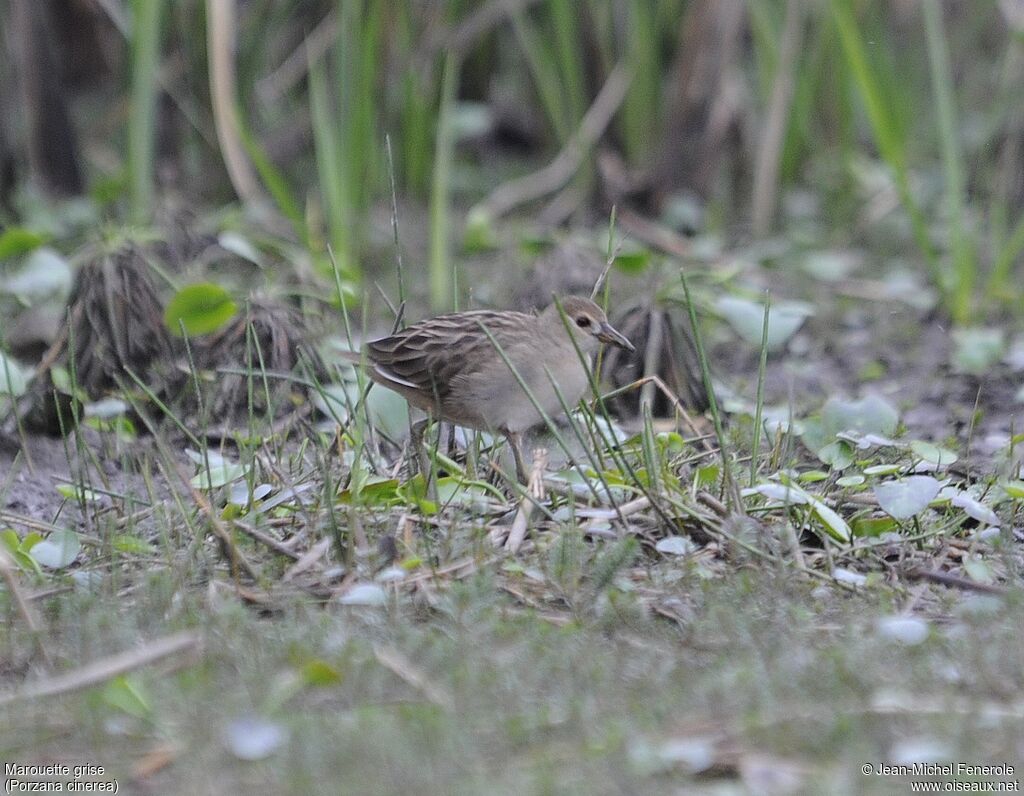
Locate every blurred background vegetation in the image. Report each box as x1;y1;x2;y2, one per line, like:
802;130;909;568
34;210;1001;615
1;0;1023;321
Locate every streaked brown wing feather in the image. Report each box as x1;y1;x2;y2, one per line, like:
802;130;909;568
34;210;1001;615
365;310;533;403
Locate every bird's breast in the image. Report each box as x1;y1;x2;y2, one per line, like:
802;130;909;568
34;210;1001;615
450;351;590;433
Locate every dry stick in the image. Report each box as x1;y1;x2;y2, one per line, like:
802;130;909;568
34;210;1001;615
373;645;454;710
231;520;301;561
0;509;90;539
256;9;337;103
599;375;709;448
750;0;805;236
281;537;332;583
175;457;260;583
580;496;651;538
207;0;265;206
615;207;693;259
0;546;55;668
0;631;201;707
907;567;1008;596
472;63;631;220
415;0;545;65
539;181;586;227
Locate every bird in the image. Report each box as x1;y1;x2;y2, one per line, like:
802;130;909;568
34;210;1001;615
343;296;635;482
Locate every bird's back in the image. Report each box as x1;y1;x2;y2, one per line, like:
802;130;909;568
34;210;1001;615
360;307;592;432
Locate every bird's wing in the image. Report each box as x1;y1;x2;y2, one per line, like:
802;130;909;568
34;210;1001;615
365;310;533;401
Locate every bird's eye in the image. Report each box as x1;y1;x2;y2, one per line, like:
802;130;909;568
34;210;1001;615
576;316;590;328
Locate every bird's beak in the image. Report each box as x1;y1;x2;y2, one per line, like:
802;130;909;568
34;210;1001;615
597;321;635;352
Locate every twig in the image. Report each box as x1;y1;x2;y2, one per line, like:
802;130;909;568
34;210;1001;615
471;63;631;220
615;207;693;258
232;520;302;561
282;537;332;582
373;645;454;710
599;375;709;447
907;567;1008;595
257;10;337;103
751;0;805;235
0;631;201;706
416;0;545;64
206;0;265;207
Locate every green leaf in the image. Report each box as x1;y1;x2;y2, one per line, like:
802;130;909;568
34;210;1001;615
744;482;809;504
612;247;652;274
963;557;995;584
397;474;437;515
0;227;46;259
822;395;899;438
909;440;958;469
1001;480;1024;500
0;247;72;302
434;477;494;510
463;207;498;253
817;440;854;470
112;535;159;555
863;464;903;476
191;462;248;490
949;491;1000;526
951;327;1005;375
29;529;81;569
56;484;107;503
851;516;898;537
873;476;942;519
696;464;720;488
340;477;400;506
0;528;20;553
2;530;43;574
805;494;851;542
655;432;686;455
300;659;343;686
716;296;813;350
102;675;152;719
164;283;237;336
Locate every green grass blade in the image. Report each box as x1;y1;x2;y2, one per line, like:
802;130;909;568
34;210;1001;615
923;0;975;322
429;50;459;312
309;56;351;279
128;0;165;224
679;271;742;513
831;0;942;303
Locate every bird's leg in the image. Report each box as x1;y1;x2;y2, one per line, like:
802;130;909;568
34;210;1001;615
410;418;430;480
503;429;529;484
411;417;441;503
446;423;456;459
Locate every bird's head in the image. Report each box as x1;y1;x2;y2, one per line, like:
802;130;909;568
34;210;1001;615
548;296;635;353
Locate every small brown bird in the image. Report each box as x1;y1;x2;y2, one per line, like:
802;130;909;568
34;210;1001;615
345;296;635;481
